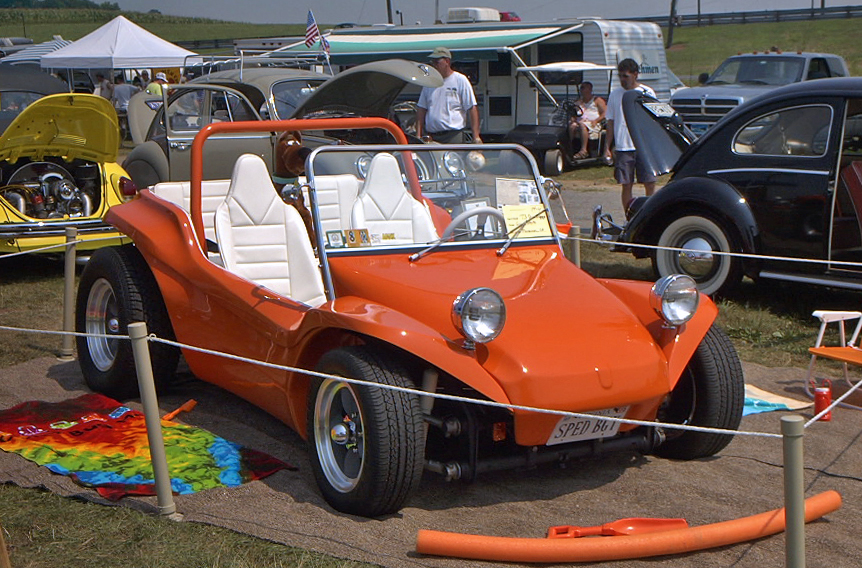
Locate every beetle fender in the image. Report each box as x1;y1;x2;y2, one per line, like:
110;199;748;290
122;140;169;189
621;177;759;273
597;278;718;388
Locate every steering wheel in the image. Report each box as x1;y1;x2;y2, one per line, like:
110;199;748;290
441;206;508;241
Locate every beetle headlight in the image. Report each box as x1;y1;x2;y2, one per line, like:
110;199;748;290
452;288;506;347
650;274;699;326
443;151;465;177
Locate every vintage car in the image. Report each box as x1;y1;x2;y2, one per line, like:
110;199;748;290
0;65;68;133
76;117;743;517
0;93;135;256
595;78;862;296
122;60;442;188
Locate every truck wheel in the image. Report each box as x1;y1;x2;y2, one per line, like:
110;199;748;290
653;215;741;296
308;347;425;517
654;325;744;459
76;245;179;400
543;149;564;176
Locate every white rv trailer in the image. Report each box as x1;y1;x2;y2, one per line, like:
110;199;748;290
264;18;673;139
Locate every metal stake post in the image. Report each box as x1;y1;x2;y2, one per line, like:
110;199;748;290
58;227;77;360
128;321;177;516
782;415;806;568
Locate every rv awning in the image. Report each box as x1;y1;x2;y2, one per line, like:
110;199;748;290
265;24;576;64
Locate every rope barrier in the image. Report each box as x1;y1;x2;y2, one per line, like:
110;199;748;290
0;321;780;439
0;234;127;260
563;232;862;270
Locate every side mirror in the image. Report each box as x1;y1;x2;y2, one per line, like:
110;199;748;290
698;72;709;85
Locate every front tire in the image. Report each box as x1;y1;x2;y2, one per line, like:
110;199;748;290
76;245;179;400
654;325;744;459
653;215;742;296
543;149;564;176
308;347;425;517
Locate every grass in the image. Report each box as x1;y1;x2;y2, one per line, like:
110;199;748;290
665;18;862;80
0;484;373;568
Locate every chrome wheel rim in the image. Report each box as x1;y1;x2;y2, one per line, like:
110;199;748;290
314;379;365;493
85;278;120;371
677;236;717;279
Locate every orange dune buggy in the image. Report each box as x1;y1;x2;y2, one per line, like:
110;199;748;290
76;117;744;517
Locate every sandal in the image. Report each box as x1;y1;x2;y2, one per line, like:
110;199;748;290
574;150;589;159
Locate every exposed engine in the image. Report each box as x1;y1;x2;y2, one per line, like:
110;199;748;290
0;160;100;219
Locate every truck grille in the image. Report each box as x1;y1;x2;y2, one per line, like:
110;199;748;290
671;97;741;124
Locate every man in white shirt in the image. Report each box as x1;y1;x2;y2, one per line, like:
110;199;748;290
416;47;482;143
604;58;657;208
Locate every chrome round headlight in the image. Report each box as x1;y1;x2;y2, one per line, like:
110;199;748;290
451;288;506;345
443;151;465;177
650;274;699;326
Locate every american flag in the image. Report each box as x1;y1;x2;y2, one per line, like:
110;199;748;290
305;11;320;48
320;34;330;55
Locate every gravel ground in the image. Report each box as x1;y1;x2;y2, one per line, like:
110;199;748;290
0;356;859;568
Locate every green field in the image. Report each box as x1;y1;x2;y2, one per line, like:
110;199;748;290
1;8;860;76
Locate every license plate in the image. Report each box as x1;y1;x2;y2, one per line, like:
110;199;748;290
546;406;629;446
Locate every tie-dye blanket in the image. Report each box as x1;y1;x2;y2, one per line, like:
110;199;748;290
0;393;293;500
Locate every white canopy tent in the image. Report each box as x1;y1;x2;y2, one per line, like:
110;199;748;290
40;15;198;69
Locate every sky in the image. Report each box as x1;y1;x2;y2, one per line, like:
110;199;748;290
115;0;862;26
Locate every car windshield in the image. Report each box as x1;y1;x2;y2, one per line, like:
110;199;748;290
306;145;556;253
708;57;805;86
0;91;45;123
271;79;326;119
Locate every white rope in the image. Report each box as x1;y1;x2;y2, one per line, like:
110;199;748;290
0;234;128;260
150;335;777;437
1;321;779;437
565;232;862;270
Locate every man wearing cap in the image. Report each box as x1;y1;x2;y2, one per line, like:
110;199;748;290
146;72;168;95
416;47;482;143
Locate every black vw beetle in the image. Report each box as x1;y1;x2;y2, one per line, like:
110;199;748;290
595;77;862;296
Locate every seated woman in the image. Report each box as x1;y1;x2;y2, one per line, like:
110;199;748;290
570;81;607;159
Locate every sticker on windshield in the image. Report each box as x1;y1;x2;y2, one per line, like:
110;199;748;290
644;102;676;118
501;204;552;238
496;178;539;206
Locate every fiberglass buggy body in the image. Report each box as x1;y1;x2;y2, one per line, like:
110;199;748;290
76;117;744;517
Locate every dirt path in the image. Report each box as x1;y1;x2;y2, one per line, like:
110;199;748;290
1;357;859;568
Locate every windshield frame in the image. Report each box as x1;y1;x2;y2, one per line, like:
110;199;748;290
305;143;559;292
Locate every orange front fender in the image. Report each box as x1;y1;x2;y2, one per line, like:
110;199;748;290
596;278;719;389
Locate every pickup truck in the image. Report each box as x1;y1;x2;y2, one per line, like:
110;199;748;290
670;51;848;136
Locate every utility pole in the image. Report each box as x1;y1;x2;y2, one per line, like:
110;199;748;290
386;0;393;24
435;0;442;24
666;0;678;49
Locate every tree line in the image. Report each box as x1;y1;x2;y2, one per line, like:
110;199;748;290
0;0;119;9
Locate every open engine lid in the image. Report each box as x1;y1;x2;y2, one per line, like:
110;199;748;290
622;89;696;178
292;59;443;119
0;93;119;164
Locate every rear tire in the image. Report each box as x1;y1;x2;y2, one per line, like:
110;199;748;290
307;347;425;517
543;149;564;176
654;325;744;459
76;245;179;400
